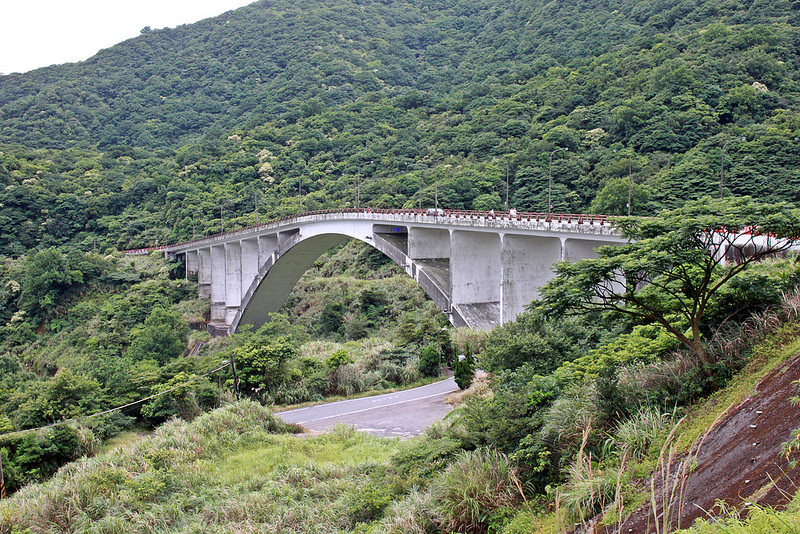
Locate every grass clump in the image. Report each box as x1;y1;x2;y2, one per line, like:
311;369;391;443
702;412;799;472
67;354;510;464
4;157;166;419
614;406;676;460
428;448;522;534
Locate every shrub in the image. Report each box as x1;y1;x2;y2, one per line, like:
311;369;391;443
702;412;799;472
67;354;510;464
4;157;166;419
231;335;295;394
418;345;440;377
127;306;189;364
325;349;354;371
454;354;475;390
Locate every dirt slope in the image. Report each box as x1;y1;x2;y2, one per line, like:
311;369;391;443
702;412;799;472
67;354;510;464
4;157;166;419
600;351;800;533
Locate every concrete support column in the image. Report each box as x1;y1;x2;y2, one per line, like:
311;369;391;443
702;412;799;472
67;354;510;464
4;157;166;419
258;234;278;265
241;239;259;296
408;227;450;259
186;250;199;276
278;229;299;248
210;245;226;322
500;235;562;323
225;242;242;325
197;247;212;298
451;230;501;328
563;238;604;262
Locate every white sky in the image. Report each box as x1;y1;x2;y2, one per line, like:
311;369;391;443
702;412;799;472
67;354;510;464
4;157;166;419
0;0;255;75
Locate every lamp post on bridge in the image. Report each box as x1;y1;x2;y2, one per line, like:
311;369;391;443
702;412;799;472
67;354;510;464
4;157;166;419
405;163;428;210
246;184;261;224
548;147;568;218
720;136;746;198
356;160;373;210
298;177;303;214
192;210;202;238
431;154;452;211
219;200;234;234
613;148;634;216
505;159;510;212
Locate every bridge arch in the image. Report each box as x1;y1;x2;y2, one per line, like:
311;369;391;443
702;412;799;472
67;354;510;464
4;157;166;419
232;229;452;333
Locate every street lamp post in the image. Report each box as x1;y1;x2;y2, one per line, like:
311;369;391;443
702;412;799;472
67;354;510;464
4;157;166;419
626;155;633;216
298;177;303;214
356;160;373;210
253;187;259;224
405;163;428;210
720;137;746;198
505;160;510;212
548;147;568;218
431;155;452;211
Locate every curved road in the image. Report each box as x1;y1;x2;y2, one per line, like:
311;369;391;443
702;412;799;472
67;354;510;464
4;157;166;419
277;377;458;438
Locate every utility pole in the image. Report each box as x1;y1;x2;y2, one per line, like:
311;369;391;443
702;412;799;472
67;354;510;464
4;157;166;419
230;354;240;401
0;449;5;499
548;147;568;218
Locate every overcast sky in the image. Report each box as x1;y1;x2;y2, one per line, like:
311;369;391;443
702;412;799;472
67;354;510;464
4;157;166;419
0;0;254;75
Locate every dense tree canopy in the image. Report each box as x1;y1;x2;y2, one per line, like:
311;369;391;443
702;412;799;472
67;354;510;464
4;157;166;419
540;196;800;364
0;0;798;256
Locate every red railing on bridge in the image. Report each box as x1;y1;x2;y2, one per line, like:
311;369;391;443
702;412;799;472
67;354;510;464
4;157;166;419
123;208;612;254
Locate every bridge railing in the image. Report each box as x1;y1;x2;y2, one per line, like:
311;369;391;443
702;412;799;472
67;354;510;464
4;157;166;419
124;208;614;254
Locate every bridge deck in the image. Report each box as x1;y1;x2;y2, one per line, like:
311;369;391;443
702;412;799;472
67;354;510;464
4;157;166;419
125;208;615;255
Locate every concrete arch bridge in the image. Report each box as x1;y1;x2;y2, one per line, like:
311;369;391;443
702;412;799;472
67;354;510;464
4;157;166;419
145;209;626;335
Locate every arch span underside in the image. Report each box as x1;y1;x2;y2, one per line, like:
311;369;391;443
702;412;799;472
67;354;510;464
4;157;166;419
232;230;456;333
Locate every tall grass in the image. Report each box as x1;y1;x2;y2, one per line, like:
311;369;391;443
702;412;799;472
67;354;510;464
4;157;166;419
555;423;617;529
428;447;522;534
0;403;404;534
614;406;676;460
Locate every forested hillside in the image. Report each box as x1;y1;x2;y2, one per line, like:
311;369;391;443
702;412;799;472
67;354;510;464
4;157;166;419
1;0;800;255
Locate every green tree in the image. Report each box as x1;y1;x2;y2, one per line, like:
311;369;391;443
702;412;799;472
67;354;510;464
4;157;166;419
10;369;105;428
231;336;295;394
418;345;441;377
127;307;189;364
540;197;800;366
453;354;475;390
589;177;650;216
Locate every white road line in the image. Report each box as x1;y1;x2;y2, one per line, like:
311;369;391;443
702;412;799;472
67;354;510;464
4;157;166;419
280;378;455;415
296;390;455;424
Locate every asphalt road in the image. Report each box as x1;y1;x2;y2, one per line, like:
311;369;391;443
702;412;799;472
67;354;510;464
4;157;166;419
276;377;459;438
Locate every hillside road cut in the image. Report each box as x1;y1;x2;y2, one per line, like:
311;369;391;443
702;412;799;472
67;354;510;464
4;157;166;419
276;377;458;438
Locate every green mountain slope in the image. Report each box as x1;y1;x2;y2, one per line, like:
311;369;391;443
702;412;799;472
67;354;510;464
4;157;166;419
0;0;797;149
0;0;799;255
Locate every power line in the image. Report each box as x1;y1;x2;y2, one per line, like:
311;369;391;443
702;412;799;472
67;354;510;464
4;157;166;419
0;361;231;440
